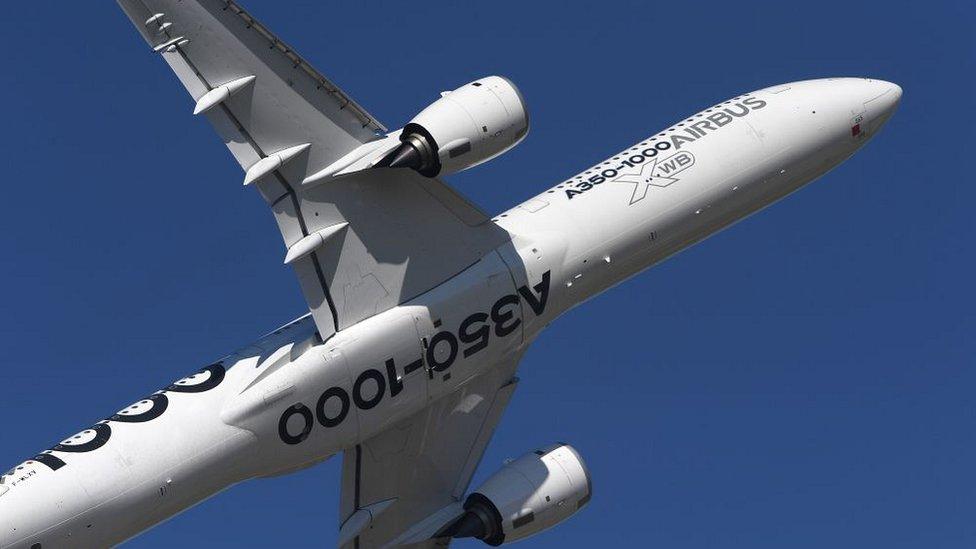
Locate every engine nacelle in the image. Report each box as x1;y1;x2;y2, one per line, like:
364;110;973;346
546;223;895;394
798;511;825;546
445;444;591;546
376;76;529;177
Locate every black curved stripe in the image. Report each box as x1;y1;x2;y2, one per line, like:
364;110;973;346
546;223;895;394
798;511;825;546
167;363;226;393
173;45;341;335
32;453;67;471
109;393;169;423
52;423;112;453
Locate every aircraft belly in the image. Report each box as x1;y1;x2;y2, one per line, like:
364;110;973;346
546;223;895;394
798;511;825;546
0;384;257;548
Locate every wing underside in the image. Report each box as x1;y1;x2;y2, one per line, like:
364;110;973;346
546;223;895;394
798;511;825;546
339;353;523;548
115;0;507;341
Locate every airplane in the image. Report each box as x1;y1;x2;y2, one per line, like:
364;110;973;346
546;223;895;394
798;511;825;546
0;1;901;547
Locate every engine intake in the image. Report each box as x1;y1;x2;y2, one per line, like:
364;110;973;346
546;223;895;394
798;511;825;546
443;443;591;546
377;76;529;177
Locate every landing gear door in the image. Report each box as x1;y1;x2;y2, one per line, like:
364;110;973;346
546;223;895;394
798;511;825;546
384;313;429;418
340;312;428;439
412;253;521;402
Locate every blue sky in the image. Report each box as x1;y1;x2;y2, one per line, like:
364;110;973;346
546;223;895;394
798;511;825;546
1;1;973;547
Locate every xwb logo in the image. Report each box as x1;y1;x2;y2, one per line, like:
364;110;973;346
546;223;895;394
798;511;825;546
615;151;695;204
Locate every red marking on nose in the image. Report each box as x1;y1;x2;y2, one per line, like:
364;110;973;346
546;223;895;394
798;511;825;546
851;124;861;137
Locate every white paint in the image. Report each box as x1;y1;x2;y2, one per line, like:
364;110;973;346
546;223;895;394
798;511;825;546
0;6;902;548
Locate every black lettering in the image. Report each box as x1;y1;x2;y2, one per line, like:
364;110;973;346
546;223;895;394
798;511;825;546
385;359;404;397
427;331;460;372
518;271;551;316
353;369;386;410
316;387;350;427
565;189;584;199
278;404;313;445
403;357;424;376
459;312;490;358
491;294;522;337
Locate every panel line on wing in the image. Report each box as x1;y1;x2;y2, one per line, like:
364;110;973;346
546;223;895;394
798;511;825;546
162;33;342;333
118;0;503;343
354;443;363;549
216;0;384;133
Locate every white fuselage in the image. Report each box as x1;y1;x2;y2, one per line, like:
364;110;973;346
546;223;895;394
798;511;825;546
0;78;900;548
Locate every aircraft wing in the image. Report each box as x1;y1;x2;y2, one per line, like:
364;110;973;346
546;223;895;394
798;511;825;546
116;0;504;340
338;353;523;548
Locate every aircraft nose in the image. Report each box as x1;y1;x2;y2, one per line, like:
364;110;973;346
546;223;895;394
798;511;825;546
858;79;902;135
867;79;902;115
885;81;903;105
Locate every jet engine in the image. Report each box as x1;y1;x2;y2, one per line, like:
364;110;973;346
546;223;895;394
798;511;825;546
444;443;591;546
376;76;529;177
